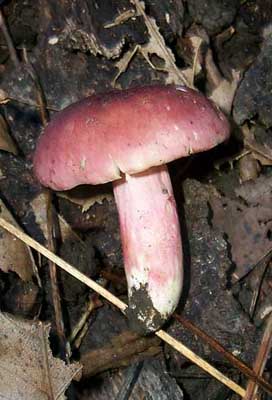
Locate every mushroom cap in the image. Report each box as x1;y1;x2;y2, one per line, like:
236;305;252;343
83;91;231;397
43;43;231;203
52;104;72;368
33;85;230;190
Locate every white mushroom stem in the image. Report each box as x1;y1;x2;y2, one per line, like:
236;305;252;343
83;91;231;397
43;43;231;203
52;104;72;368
113;165;183;332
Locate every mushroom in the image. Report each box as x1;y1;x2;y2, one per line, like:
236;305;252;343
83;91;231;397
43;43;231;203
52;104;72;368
33;85;230;333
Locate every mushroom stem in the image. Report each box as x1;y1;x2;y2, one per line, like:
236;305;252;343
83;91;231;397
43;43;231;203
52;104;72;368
113;165;183;333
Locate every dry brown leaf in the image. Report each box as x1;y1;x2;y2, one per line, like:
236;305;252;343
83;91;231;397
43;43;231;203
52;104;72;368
30;190;50;240
177;25;210;86
189;35;203;85
207;72;240;115
241;125;272;166
0;199;38;281
31;190;83;242
57;184;113;213
0;115;18;155
214;26;235;52
0;312;81;400
205;49;240;115
238;153;261;182
0;89;9;104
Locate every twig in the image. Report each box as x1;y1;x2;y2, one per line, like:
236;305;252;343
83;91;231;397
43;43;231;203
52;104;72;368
23;53;68;360
205;48;222;88
156;330;245;397
0;9;19;67
249;262;270;318
73;323;89;350
244;312;272;399
0;94;59;112
0;217;246;397
69;293;102;345
39;322;55;400
130;0;190;87
232;247;272;284
174;313;272;396
190;38;202;88
0;217;127;311
245;139;272;164
22;48;49;126
113;44;140;86
22;56;69;360
104;8;137;28
81;331;159;377
115;361;144;400
46;190;70;361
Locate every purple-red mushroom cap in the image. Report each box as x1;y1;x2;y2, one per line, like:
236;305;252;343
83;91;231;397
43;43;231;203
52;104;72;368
34;85;229;190
34;85;230;332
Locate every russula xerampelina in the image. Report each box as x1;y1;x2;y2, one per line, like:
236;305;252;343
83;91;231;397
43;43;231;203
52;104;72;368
33;85;230;333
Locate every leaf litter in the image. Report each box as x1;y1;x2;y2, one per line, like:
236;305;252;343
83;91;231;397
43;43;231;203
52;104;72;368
210;175;272;281
0;0;272;398
0;312;81;400
0;199;39;282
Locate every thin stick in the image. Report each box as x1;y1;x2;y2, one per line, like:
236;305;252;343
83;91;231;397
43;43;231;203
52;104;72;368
244;312;272;399
0;95;59;112
39;322;55;400
131;0;191;87
0;217;246;397
22;48;49;126
0;9;19;67
46;190;69;361
21;56;67;359
0;217;127;312
156;330;245;397
69;294;102;345
174;313;272;395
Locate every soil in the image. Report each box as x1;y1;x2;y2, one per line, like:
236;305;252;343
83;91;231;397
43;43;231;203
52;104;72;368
0;1;272;399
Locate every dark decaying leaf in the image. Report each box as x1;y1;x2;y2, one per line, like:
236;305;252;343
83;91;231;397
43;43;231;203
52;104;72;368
233;33;272;128
80;358;184;400
211;175;272;281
